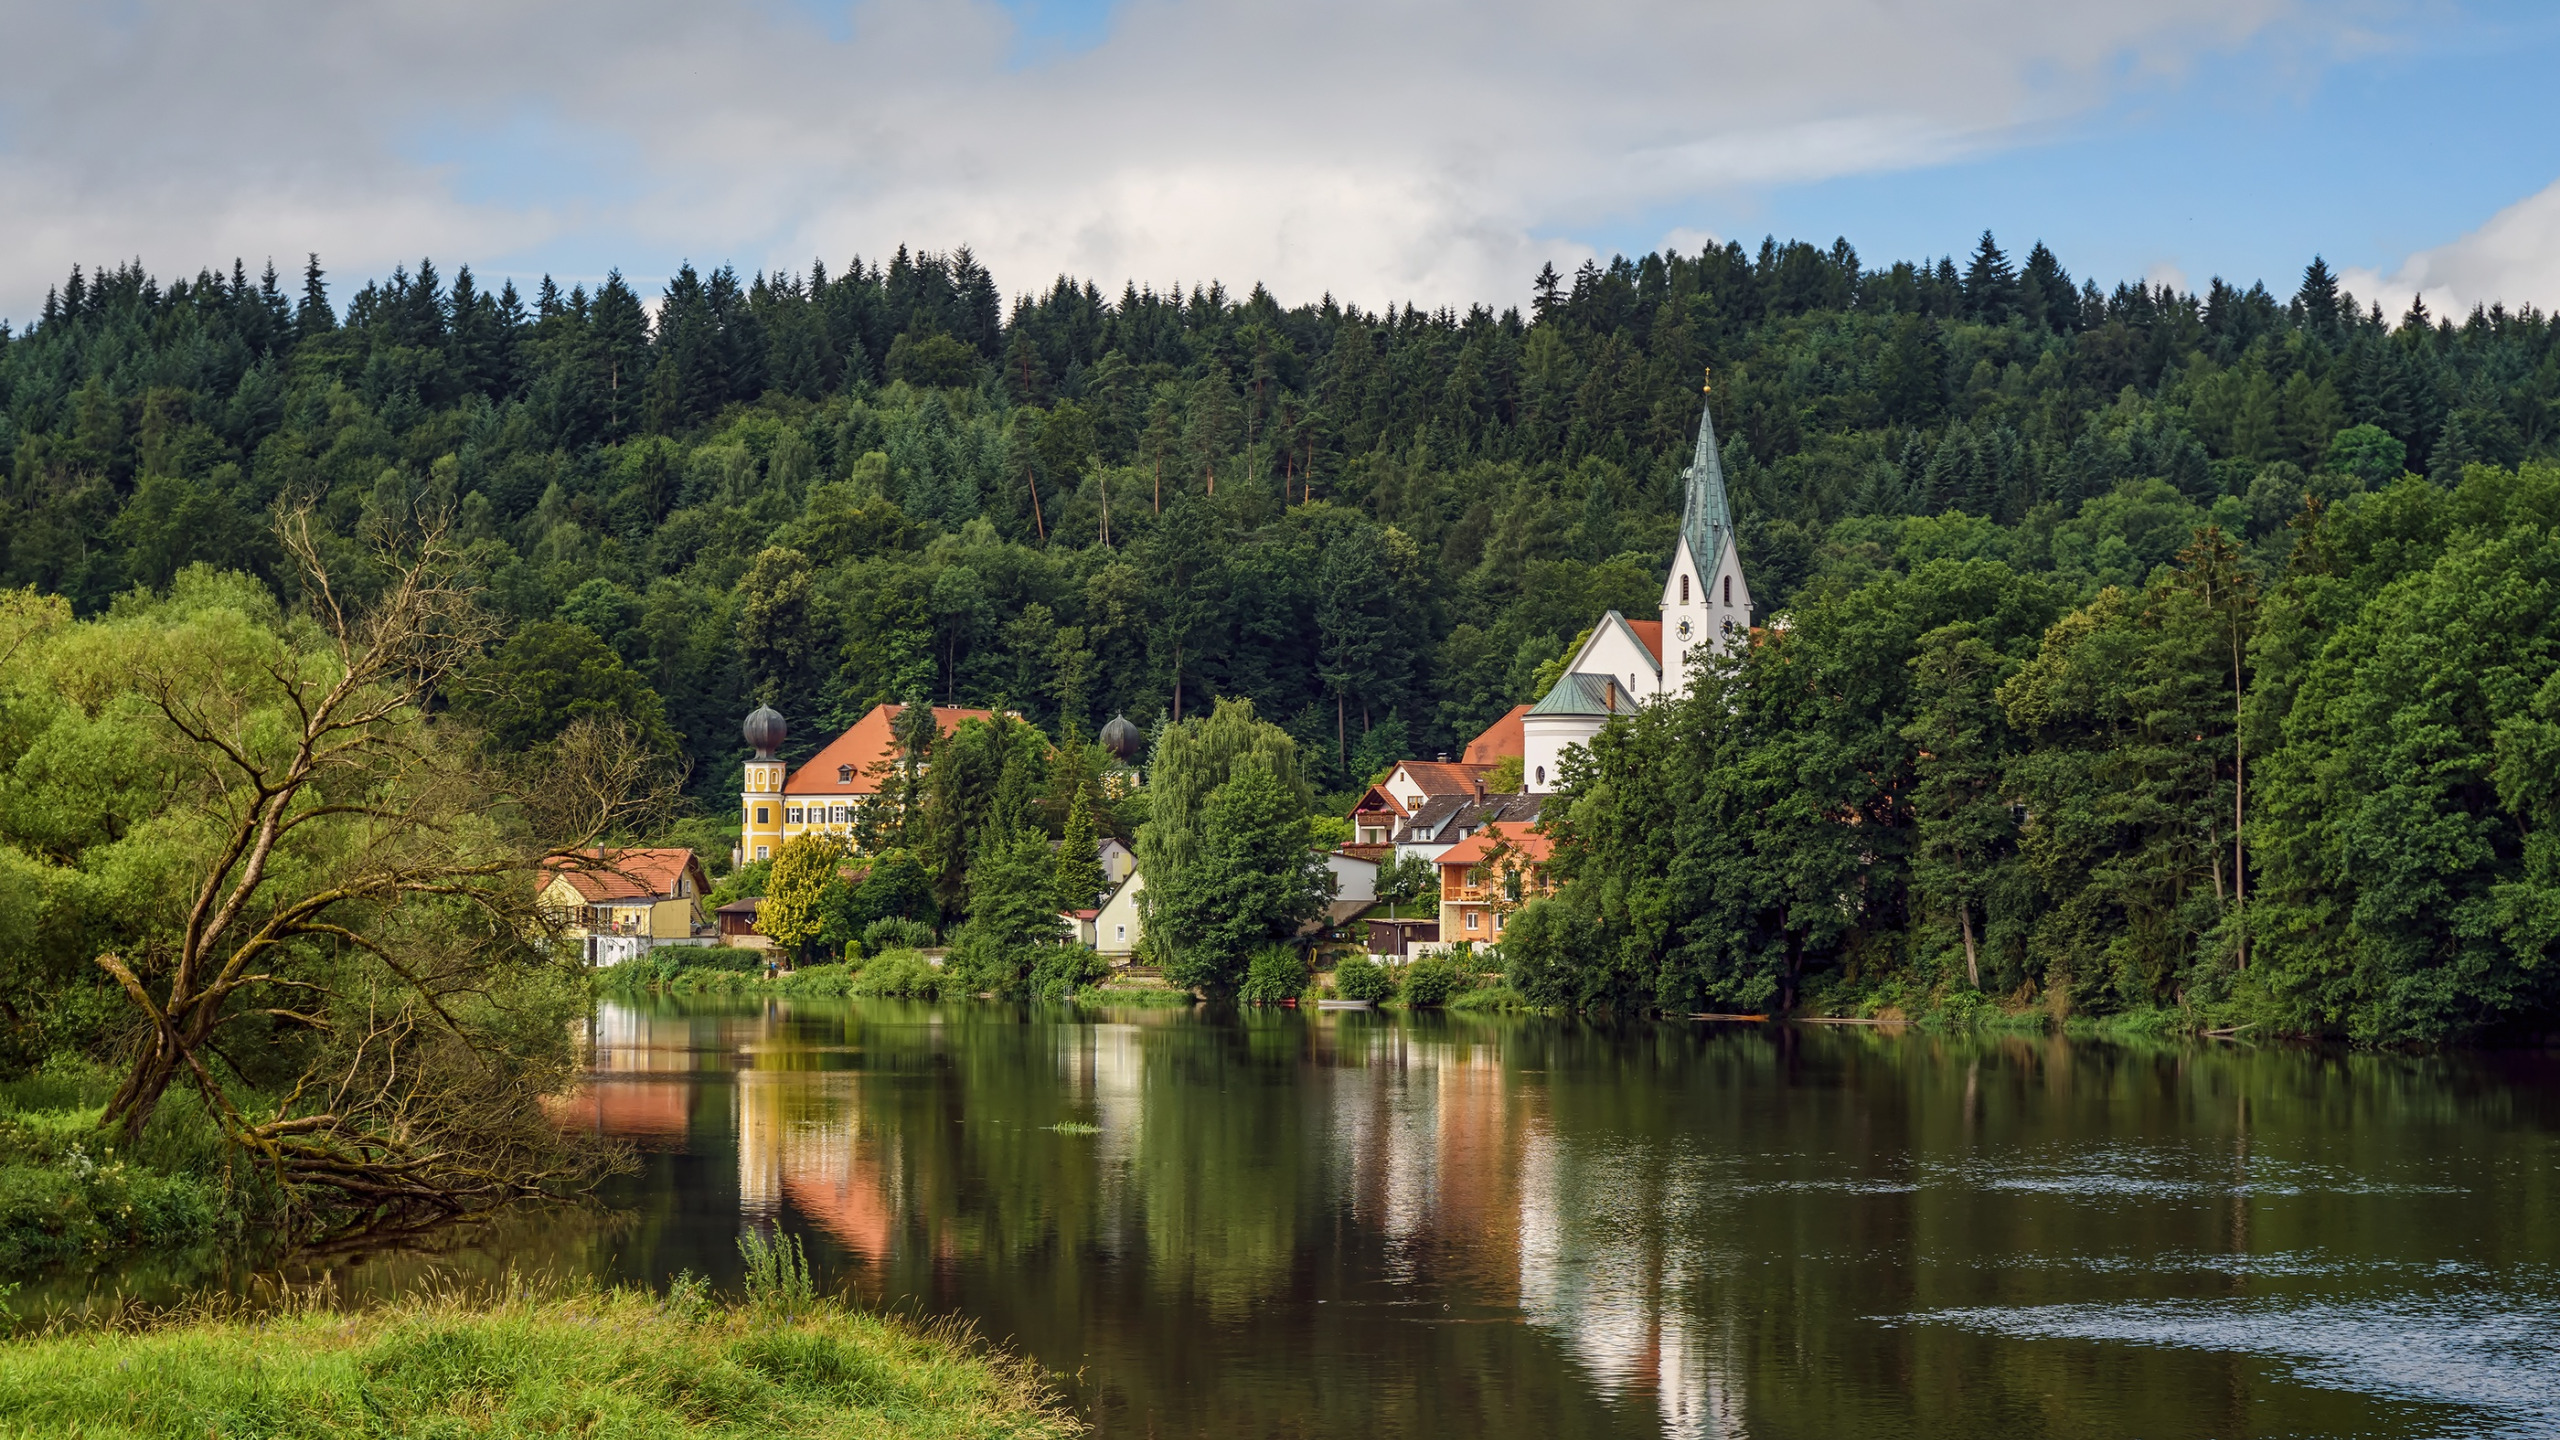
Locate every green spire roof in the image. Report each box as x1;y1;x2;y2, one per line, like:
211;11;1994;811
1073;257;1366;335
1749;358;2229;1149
1680;391;1736;573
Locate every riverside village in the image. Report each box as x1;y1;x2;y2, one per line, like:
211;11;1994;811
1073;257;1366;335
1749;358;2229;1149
545;383;1755;994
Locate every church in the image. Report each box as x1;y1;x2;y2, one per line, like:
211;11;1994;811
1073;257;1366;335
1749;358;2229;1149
1521;379;1752;794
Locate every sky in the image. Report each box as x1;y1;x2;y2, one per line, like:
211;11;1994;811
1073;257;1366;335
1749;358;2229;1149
2;0;2556;326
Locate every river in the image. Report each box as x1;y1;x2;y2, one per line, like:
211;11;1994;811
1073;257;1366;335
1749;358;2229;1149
138;997;2560;1436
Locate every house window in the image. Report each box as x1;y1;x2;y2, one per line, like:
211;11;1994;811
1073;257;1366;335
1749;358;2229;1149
754;845;770;860
1115;925;1127;943
1534;766;1545;786
1466;911;1481;931
838;764;853;783
1494;912;1506;932
787;807;804;824
1681;574;1690;603
676;878;689;898
1724;574;1733;606
754;807;770;825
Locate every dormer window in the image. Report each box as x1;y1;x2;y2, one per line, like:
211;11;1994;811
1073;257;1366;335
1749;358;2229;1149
837;764;853;783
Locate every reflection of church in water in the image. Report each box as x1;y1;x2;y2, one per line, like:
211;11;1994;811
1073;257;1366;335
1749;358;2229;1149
1329;1026;1749;1439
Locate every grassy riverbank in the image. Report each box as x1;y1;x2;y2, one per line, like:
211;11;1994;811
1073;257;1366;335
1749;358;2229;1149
0;1061;243;1278
0;1282;1078;1439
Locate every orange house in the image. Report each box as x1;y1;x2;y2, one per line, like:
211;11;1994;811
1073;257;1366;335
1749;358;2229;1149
1435;824;1555;948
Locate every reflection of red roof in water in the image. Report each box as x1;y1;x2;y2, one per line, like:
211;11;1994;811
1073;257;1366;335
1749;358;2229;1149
545;1079;689;1139
785;1165;893;1260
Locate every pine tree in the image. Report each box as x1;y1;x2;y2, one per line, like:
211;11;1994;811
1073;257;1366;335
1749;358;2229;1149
296;254;334;337
1055;784;1106;911
2294;257;2342;339
1962;232;2017;324
2017;242;2074;331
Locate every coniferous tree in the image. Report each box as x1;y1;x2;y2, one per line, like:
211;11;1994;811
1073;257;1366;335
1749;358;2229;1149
1962;232;2018;324
296;253;333;337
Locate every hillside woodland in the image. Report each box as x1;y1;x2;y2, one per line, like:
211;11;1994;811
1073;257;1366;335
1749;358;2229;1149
5;236;2560;1041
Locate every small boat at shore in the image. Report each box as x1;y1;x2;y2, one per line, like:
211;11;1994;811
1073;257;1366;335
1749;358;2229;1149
1316;999;1375;1010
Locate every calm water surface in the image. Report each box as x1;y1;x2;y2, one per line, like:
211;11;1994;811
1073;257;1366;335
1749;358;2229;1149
192;999;2560;1436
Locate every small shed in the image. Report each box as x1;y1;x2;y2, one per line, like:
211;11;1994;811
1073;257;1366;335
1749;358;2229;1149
715;897;771;949
1365;915;1441;958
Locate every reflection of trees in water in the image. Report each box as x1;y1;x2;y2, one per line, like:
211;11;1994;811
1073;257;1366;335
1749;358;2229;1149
569;1004;2560;1439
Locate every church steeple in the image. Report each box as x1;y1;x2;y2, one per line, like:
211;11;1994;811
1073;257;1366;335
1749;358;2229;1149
1679;374;1737;575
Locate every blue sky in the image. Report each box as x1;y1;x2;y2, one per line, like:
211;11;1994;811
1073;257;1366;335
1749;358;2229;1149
1716;2;2560;306
2;0;2556;322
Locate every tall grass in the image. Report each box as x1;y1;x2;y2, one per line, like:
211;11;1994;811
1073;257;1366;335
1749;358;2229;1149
739;1228;817;1316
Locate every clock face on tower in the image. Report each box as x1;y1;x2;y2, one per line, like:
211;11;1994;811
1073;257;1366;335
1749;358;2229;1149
1676;618;1694;641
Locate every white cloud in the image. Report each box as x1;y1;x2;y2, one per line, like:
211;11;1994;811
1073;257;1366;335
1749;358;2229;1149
0;0;2351;322
2342;175;2560;321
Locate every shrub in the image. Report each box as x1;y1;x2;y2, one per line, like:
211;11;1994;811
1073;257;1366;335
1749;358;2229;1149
1331;956;1396;1003
852;950;941;999
1030;948;1108;1001
1236;946;1308;1004
1400;954;1465;1008
862;917;935;955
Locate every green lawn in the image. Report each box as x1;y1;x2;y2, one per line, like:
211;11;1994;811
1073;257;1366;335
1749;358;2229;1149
0;1284;1078;1439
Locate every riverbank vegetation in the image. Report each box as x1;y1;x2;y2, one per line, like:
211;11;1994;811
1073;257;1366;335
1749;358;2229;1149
1509;459;2560;1042
0;1276;1078;1438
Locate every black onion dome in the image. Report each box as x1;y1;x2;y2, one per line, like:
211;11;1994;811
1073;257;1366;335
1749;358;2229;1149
1098;713;1144;764
743;705;788;758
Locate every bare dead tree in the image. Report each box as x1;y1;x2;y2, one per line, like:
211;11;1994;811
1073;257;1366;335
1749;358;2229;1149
90;508;672;1230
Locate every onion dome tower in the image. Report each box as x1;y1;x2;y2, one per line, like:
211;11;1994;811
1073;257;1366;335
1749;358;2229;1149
743;704;788;759
1098;714;1145;795
740;705;789;866
1099;714;1144;764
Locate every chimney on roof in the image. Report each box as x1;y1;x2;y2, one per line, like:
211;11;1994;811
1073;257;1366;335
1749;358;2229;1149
1474;777;1486;803
1437;751;1449;763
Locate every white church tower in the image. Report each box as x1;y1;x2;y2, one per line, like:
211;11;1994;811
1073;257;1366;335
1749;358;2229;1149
1520;375;1751;794
1658;369;1753;694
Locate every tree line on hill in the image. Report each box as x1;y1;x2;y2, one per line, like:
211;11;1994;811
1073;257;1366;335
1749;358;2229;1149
5;232;2560;1038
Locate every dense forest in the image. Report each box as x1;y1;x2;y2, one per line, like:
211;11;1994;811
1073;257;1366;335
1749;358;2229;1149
5;232;2560;1039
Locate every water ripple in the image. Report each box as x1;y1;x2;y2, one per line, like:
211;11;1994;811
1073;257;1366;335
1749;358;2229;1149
1904;1294;2560;1439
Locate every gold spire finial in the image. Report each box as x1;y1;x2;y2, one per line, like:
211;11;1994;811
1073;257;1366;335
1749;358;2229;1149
1702;365;1712;394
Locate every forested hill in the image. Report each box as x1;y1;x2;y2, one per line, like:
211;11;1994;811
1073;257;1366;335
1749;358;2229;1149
0;235;2545;804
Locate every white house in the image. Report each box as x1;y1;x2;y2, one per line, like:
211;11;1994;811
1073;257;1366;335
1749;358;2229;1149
1088;849;1376;963
1326;850;1378;904
1523;382;1753;794
1096;871;1146;960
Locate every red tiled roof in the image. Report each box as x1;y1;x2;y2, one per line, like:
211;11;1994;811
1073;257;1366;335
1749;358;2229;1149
1461;705;1528;766
1351;783;1409;818
1624;619;1664;665
542;847;703;903
784;704;997;796
1392;760;1494;796
1435;824;1553;869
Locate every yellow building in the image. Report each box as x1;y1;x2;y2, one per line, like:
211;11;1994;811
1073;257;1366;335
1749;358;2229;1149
539;847;711;964
736;701;997;865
